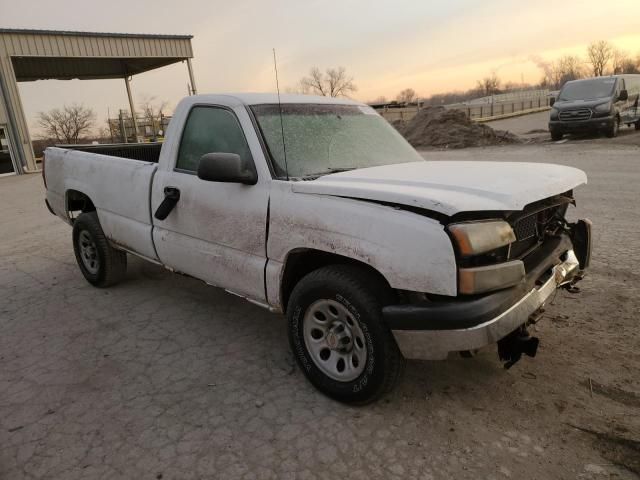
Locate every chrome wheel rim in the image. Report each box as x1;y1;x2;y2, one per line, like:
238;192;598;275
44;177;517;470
78;230;99;274
303;299;367;382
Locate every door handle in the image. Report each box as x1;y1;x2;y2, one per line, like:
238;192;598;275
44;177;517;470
154;186;181;220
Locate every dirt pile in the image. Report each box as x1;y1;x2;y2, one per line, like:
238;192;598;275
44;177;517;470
393;106;521;149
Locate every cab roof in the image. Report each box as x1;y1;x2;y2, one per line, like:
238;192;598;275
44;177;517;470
190;93;363;106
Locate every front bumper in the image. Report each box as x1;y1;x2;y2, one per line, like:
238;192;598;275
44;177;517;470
549;115;613;133
386;226;590;360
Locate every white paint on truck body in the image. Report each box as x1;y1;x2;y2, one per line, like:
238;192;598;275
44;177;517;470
267;181;458;306
44;92;588;314
44;147;159;260
149;95;272;303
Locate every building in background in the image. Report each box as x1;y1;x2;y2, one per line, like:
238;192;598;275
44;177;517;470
0;28;196;174
107;110;172;143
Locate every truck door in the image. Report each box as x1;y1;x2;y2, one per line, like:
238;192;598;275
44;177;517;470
151;105;269;303
617;78;632;124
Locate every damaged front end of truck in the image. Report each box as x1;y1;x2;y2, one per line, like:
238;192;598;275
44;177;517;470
384;191;592;368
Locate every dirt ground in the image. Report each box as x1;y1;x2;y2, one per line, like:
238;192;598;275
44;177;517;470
1;137;639;479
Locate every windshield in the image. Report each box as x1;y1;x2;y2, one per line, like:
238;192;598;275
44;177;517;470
558;78;617;101
251;103;424;178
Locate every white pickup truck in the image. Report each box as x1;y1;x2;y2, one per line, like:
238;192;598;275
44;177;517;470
44;93;592;403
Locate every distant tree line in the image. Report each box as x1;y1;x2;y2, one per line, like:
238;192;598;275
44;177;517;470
384;39;640;107
537;40;640;89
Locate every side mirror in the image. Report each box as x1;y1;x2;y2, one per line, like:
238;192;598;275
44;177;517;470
618;89;628;101
549;97;555;107
197;152;257;185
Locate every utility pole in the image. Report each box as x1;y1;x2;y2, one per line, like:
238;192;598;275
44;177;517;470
107;107;115;143
186;58;197;95
119;110;128;144
124;76;140;143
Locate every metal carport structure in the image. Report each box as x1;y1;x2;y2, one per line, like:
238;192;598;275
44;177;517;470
0;28;196;174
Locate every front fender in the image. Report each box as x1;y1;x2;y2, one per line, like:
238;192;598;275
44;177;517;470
268;183;458;300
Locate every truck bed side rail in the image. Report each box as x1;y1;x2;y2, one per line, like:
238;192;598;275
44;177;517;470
54;142;162;163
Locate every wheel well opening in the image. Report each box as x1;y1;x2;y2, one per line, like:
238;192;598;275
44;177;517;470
66;190;95;220
280;249;393;312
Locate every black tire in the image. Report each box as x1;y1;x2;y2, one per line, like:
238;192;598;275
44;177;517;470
287;264;404;404
72;211;127;287
635;121;640;131
606;117;619;138
550;131;563;141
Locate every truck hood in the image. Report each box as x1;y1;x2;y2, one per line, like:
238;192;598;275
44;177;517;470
553;98;612;109
291;161;587;216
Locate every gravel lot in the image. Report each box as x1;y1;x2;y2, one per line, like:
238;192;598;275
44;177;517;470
1;138;639;479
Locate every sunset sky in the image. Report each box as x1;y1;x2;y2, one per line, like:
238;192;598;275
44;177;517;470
2;0;640;136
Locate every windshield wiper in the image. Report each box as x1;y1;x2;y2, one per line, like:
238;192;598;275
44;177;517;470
298;167;356;180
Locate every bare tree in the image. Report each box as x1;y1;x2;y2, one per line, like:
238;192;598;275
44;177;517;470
396;88;417;104
612;49;628;74
531;54;567;89
537;55;584;89
476;73;501;96
555;55;585;87
37;104;95;144
97;126;112;142
621;58;640;74
587;40;613;76
299;66;357;97
139;95;169;138
611;49;640;74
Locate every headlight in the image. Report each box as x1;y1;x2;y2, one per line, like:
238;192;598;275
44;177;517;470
449;220;525;294
448;220;516;256
594;102;611;113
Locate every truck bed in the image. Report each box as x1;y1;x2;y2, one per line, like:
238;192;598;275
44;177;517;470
44;146;159;260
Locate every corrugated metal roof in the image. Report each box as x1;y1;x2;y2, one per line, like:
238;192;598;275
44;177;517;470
0;28;192;40
11;56;184;81
0;31;193;58
0;28;194;80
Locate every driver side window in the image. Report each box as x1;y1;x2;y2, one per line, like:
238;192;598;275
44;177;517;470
176;106;253;172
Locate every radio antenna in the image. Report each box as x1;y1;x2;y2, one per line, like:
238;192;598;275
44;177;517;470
272;48;289;180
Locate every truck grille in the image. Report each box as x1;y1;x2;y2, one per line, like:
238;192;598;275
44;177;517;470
509;204;564;260
514;214;538;241
558;108;592;122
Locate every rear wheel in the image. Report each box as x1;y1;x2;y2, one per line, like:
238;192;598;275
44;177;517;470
287;265;404;404
72;211;127;287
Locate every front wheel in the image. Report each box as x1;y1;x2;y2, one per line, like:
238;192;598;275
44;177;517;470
550;131;563;141
606;118;619;138
287;265;404;404
72;211;127;287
